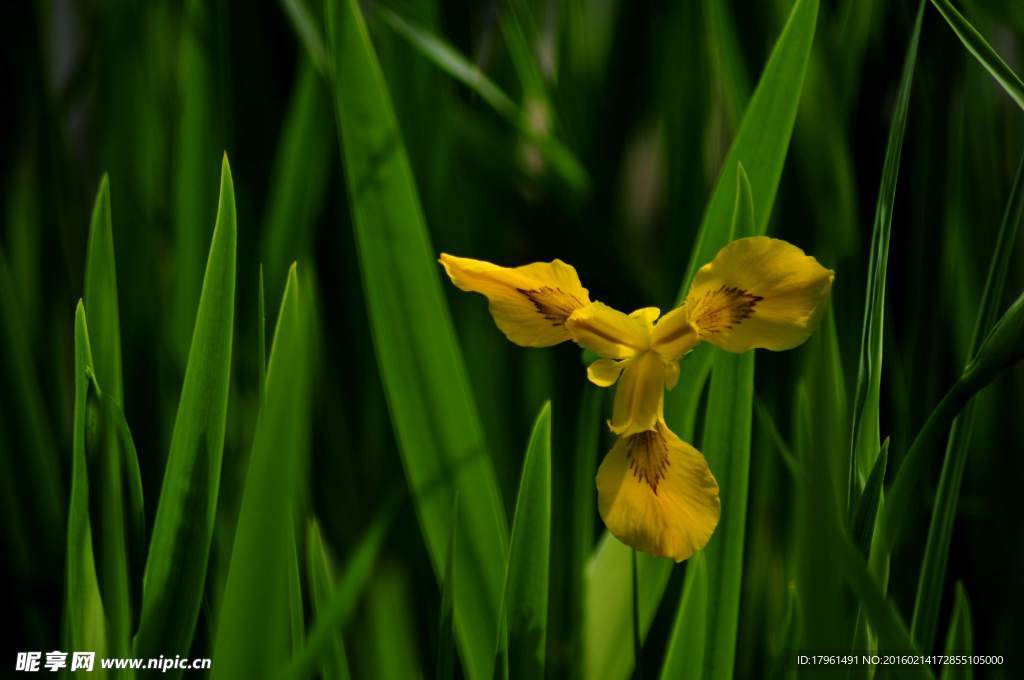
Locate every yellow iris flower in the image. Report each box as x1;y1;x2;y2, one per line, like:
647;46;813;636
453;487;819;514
440;236;833;561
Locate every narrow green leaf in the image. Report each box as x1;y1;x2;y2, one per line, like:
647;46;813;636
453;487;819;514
632;550;642;680
83;176;143;660
834;533;931;679
674;0;819;298
929;0;1024;110
658;552;708;680
939;584;973;680
136;155;237;662
376;8;516;119
584;538;672;680
880;289;1024;553
850;0;924;500
911;149;1024;653
437;496;458;680
65;303;108;660
88;391;145;667
662;155;757;680
168;0;226;366
686;329;754;680
213;265;310;679
305;519;352;680
376;7;589;195
289;512;392;680
359;564;425;679
280;0;331;77
325;1;509;677
500;402;552;678
568;385;602;666
84;174;123;405
260;58;333;295
258;264;267;405
852;440;889;557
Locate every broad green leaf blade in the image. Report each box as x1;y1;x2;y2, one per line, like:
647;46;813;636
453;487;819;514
325;1;509;678
136;155;237;662
939;583;973;680
659;551;708;680
260;58;333;295
673;0;820;298
437;496;458;680
65;303;108;660
213;266;311;679
588;4;819;675
289;511;392;680
911;149;1024;653
500;402;552;678
929;0;1024;110
84;174;123;405
305;519;352;680
850;1;924;499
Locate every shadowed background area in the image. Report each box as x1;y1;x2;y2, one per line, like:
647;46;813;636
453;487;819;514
1;0;1023;678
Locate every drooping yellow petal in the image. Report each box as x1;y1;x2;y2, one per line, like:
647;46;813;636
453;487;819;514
565;301;649;360
650;306;700;361
439;253;591;347
609;351;666;435
596;420;720;562
587;358;626;387
684;237;834;353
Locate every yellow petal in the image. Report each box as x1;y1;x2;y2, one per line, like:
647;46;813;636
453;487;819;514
650;306;700;361
685;237;834;352
596;420;720;562
565;301;648;359
610;351;666;435
587;358;625;387
629;306;661;326
439;253;590;347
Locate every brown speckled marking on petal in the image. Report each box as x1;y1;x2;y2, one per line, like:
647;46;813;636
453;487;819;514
517;286;587;327
691;284;763;336
625;429;672;495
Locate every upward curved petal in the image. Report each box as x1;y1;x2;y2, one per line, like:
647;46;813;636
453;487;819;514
439;253;591;347
565;301;649;359
650;306;700;361
596;420;720;562
684;237;833;353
